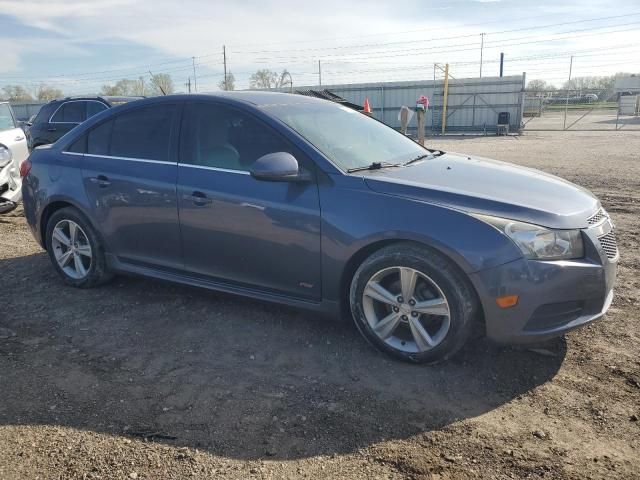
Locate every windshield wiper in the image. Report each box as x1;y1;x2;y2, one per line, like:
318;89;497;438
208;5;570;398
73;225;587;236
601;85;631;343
347;162;401;173
402;150;445;166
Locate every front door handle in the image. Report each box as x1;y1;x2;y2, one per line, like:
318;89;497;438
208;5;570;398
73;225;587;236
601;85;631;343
90;175;111;188
14;135;24;142
183;191;212;206
47;127;57;132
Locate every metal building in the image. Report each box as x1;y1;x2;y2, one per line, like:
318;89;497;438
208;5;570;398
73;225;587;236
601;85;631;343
279;74;526;134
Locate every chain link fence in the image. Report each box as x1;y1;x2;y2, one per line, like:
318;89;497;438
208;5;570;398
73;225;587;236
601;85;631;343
522;88;640;131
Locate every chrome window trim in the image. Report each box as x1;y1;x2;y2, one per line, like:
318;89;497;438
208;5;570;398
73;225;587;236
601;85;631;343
83;153;172;165
177;163;251;175
49;100;109;125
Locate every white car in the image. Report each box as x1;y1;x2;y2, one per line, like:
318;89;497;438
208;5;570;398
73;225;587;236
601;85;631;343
0;102;29;213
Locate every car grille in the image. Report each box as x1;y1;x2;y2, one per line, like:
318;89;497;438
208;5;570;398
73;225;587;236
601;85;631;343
598;230;618;259
587;208;607;225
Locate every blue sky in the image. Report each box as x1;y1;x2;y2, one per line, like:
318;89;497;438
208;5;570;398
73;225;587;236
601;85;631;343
1;0;639;95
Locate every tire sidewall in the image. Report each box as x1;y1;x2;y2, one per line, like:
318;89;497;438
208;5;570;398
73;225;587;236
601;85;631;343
350;245;476;364
45;207;110;288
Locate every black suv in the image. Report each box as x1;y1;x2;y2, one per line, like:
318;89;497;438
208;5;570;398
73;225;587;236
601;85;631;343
26;96;143;150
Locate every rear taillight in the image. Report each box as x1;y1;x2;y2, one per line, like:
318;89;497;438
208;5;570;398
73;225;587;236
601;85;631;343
20;159;32;178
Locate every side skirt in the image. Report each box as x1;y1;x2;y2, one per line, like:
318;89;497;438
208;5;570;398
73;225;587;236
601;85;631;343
105;254;341;318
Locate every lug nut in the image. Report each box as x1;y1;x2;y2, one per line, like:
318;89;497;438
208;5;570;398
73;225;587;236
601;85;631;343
408;299;416;306
393;306;399;312
401;315;408;321
397;296;404;303
411;311;419;317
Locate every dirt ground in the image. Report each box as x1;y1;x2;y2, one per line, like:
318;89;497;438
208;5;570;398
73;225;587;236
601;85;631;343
1;130;639;480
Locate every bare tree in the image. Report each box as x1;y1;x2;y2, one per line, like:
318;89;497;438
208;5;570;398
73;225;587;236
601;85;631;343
101;79;140;96
36;84;64;101
249;69;291;90
149;74;174;96
218;72;236;91
1;85;33;102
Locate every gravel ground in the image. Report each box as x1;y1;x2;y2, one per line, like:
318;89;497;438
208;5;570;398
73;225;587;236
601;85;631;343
0;130;639;479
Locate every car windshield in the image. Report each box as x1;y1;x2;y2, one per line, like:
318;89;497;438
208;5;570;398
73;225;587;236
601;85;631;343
263;101;428;171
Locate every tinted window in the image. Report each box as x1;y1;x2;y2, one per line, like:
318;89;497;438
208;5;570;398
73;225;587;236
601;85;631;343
182;103;290;171
87;101;108;119
67;135;87;153
88;120;113;155
110;104;175;161
51;101;85;123
0;103;16;130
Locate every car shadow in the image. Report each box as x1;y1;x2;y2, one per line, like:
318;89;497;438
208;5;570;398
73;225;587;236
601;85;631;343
0;252;566;460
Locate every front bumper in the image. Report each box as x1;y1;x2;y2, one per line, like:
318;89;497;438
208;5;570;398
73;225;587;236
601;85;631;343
0;162;22;205
470;218;618;344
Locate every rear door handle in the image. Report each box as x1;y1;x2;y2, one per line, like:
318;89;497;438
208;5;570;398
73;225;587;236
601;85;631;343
47;127;57;132
183;191;212;206
14;135;24;141
90;175;111;188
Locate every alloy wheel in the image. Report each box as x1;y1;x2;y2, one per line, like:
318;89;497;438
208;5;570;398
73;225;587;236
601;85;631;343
51;219;93;280
362;266;451;353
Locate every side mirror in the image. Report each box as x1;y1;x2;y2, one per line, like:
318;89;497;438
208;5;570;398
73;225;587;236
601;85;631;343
250;152;310;182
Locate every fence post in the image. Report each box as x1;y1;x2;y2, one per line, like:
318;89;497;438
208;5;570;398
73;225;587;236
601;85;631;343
563;56;573;130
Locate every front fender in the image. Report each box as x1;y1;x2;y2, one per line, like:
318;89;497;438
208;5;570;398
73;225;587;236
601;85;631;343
319;174;522;302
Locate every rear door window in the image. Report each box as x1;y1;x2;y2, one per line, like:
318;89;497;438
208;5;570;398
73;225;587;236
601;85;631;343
86;101;108;119
51;101;86;123
109;104;176;161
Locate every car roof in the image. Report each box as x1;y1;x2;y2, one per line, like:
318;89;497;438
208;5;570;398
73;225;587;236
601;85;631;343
137;91;331;108
47;96;144;105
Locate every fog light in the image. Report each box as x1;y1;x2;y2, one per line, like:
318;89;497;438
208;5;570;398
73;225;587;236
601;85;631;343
496;295;519;308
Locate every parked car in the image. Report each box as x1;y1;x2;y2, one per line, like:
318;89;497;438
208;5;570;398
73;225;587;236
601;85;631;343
0;102;29;213
26;96;143;150
21;93;618;363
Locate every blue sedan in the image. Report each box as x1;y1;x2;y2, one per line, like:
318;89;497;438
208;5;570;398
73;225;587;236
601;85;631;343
20;92;618;363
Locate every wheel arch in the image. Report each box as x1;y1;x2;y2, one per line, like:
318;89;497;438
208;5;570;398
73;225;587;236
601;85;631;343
339;238;485;327
39;199;103;251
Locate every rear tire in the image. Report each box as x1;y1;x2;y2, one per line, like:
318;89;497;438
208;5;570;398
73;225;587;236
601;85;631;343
45;207;113;288
349;243;478;364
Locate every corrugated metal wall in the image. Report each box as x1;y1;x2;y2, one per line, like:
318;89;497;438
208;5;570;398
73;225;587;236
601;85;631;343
285;75;526;133
10;102;45;121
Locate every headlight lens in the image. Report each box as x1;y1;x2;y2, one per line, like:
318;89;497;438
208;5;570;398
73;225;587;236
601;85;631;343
474;214;584;260
0;145;11;168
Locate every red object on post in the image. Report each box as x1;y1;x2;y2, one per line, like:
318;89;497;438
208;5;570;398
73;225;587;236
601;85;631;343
363;98;372;114
417;95;429;109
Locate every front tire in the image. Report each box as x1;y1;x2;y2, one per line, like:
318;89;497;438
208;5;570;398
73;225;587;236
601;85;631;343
45;207;112;288
350;243;478;364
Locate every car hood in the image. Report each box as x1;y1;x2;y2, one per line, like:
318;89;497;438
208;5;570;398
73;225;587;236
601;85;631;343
362;152;599;229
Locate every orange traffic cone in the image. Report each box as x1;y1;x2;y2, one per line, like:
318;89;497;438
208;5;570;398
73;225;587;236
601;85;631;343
363;98;372;114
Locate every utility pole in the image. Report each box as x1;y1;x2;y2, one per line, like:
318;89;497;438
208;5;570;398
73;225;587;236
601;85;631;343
479;33;485;78
441;63;450;135
318;60;322;87
563;55;573;130
499;52;504;77
223;45;228;91
192;57;197;93
185;77;191;93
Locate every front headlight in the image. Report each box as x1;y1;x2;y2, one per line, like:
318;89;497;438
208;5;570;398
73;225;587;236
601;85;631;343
474;214;584;260
0;145;12;168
